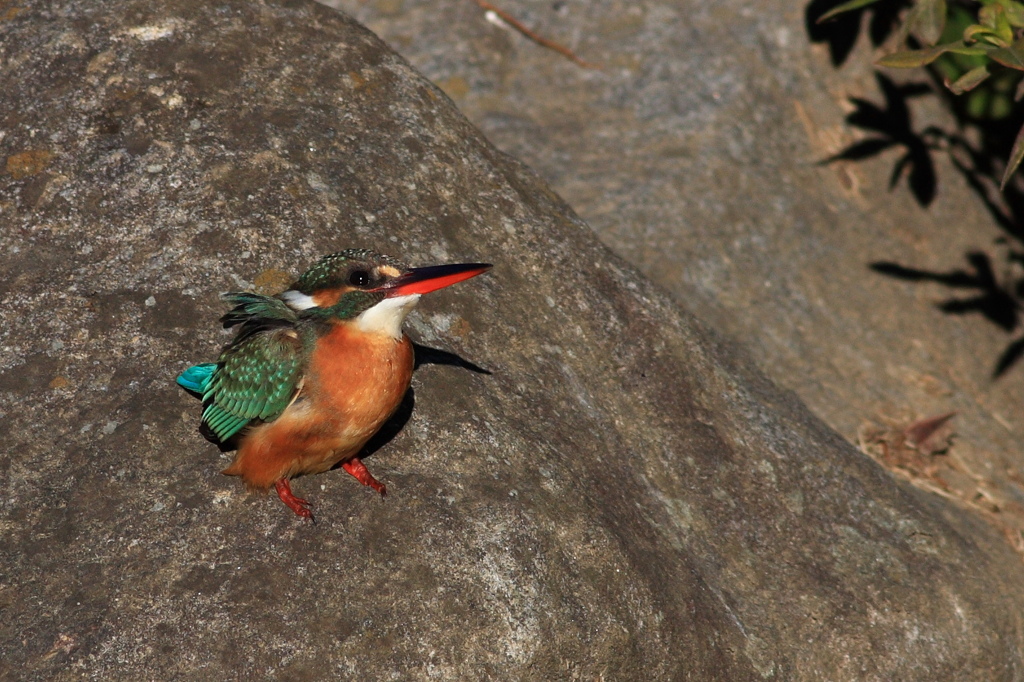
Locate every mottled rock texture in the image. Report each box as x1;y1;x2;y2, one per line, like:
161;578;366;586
2;0;1023;680
333;0;1024;541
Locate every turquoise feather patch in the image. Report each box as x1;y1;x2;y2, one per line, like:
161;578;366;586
176;363;217;395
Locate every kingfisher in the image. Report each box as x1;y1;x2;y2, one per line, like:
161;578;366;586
176;248;491;521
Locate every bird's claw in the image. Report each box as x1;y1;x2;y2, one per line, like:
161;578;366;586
275;478;316;523
342;457;387;497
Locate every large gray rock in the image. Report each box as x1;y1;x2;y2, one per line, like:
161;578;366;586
1;0;1023;679
334;0;1024;537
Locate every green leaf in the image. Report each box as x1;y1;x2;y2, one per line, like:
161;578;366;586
964;24;1007;46
817;0;884;23
995;6;1016;42
979;4;999;30
1001;121;1024;189
946;44;992;57
947;65;990;94
1005;2;1024;27
989;39;1024;69
909;0;947;46
878;41;983;68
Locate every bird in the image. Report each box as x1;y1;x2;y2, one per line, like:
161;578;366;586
176;248;491;521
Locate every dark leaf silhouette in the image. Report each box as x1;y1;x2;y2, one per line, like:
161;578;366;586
831;137;897;160
828;73;938;205
870;261;976;287
873;251;1021;339
888;154;911;191
995;336;1024;377
807;0;1024;376
938;296;1017;331
806;0;910;67
906;147;937;204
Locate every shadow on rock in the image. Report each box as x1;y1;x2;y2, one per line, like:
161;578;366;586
871;253;1024;375
805;0;909;67
808;2;1024;376
359;342;491;462
412;341;491;375
823;72;937;205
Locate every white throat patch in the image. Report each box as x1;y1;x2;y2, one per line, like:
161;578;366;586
355;294;421;339
279;289;318;311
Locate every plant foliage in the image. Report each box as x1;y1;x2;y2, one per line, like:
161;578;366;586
821;0;1024;188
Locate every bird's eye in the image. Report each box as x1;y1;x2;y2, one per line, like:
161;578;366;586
348;270;370;287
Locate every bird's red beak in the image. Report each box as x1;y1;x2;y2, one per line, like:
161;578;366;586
381;262;492;297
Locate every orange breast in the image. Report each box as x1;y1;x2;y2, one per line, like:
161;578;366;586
224;323;414;488
306;323;414;441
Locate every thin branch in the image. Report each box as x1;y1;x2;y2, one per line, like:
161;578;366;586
470;0;600;69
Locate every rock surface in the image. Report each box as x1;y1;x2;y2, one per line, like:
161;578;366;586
2;0;1024;680
333;0;1024;542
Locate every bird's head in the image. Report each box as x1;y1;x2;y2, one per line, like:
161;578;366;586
279;249;491;338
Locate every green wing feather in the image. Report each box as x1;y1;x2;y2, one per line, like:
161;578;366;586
219;292;298;329
201;327;304;443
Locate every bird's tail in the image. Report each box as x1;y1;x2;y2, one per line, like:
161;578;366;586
176;363;217;397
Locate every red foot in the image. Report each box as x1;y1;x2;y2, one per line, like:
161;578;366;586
342;457;387;497
275;478;315;521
